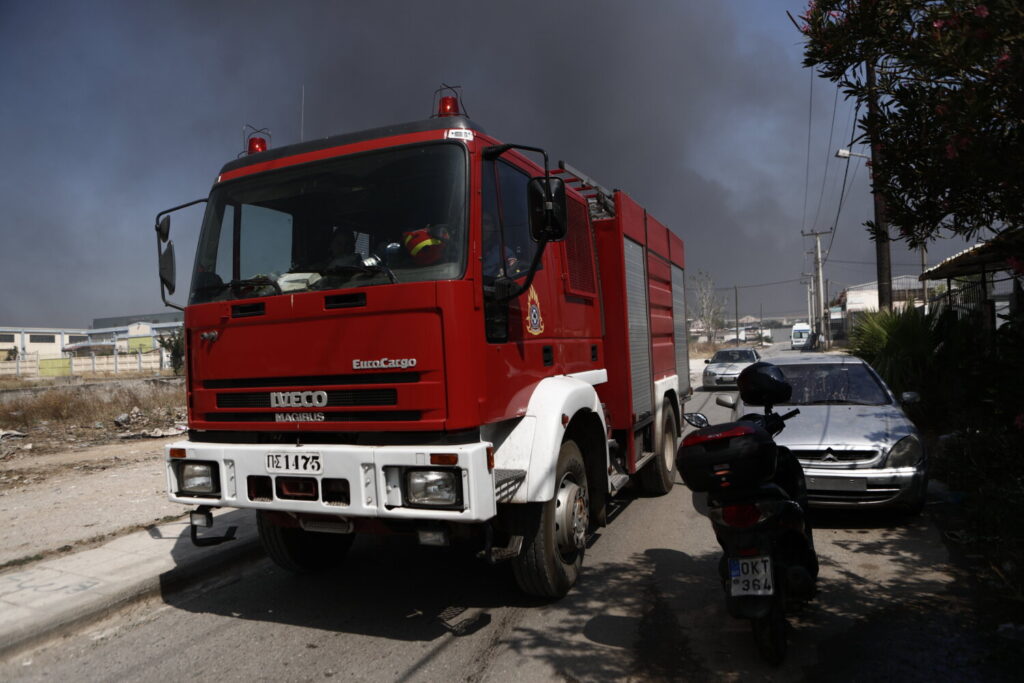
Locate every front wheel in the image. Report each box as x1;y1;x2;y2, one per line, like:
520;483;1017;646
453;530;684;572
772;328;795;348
512;440;589;598
751;598;788;666
257;511;354;574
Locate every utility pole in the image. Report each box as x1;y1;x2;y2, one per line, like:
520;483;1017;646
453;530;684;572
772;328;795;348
866;61;893;310
920;246;928;313
759;303;764;347
802;274;813;326
734;285;739;345
803;230;830;350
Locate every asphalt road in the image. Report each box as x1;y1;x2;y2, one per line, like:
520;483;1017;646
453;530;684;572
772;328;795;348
2;346;1018;681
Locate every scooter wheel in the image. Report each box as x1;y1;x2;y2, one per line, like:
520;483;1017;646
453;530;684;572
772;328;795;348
751;600;788;666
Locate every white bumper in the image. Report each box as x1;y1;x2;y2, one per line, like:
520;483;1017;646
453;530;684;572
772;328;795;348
165;439;499;522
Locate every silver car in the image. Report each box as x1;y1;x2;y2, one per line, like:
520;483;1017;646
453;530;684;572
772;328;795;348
728;355;927;513
702;347;761;389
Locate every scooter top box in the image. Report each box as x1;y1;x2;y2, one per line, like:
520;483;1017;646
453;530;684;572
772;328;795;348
677;421;777;493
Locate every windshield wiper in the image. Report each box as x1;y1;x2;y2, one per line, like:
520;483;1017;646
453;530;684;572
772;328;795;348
321;258;398;284
193;276;283;297
229;277;282;294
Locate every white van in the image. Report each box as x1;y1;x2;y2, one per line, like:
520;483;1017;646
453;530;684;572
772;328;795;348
790;322;811;350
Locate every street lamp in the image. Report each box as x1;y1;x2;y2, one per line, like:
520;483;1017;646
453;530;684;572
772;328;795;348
835;148;869;160
835;146;893;311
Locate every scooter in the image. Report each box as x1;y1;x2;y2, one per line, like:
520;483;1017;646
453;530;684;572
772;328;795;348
677;362;818;665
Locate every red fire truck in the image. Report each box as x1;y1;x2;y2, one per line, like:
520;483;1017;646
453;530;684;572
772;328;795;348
153;93;691;597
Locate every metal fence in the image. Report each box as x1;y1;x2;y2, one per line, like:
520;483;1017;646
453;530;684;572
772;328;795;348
0;349;169;378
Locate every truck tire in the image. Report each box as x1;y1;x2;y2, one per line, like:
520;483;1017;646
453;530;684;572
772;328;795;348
257;511;354;574
637;403;678;495
512;440;589;598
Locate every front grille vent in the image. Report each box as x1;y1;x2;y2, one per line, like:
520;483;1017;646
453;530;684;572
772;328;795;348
791;449;878;462
206;411;420;423
204;372;419;389
216;389;397;409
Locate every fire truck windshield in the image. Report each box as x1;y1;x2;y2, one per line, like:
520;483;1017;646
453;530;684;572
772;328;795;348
189;143;467;304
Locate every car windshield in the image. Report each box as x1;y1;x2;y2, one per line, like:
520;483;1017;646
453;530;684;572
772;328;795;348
189;143;466;304
711;350;755;364
777;363;890;405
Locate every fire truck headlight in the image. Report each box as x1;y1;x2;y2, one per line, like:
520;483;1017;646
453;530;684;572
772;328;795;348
406;470;460;506
179;462;217;495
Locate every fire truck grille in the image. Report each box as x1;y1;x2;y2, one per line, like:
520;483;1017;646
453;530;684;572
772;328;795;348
203;372;419;389
205;411;421;423
216;389;397;409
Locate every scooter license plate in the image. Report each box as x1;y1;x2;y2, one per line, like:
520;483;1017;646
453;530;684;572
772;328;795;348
729;556;774;596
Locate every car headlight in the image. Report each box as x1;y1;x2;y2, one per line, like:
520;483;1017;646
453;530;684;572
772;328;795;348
704;369;716;377
887;436;923;468
179;462;217;494
406;470;460;506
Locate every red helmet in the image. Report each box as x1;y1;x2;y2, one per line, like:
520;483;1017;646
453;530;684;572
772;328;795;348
402;227;446;265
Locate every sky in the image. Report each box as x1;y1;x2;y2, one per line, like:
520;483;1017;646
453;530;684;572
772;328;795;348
0;0;977;328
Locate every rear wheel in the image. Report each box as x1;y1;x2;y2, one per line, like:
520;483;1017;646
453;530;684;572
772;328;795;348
512;441;589;598
638;403;678;495
752;598;788;666
257;511;354;574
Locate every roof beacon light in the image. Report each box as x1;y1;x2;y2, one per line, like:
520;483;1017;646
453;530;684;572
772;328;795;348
438;95;459;117
241;124;271;157
247;135;268;155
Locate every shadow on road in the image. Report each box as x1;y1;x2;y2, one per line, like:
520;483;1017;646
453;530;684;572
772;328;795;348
155;496;1023;681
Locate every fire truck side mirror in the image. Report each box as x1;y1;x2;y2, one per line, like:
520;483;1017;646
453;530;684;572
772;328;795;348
159;241;177;296
527;177;567;242
157;215;171;243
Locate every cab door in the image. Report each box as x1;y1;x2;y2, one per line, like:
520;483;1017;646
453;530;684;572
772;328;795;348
479;157;560;421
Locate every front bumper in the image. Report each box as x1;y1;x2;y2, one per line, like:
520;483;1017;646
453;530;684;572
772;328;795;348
702;375;738;389
165;440;501;522
802;465;927;509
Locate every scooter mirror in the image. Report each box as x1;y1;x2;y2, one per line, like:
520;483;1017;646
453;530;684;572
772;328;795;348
683;412;709;429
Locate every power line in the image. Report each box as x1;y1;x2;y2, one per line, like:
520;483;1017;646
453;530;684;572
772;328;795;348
810;84;841;234
715;276;805;291
801;68;814;234
823;102;862;263
827;258;923;267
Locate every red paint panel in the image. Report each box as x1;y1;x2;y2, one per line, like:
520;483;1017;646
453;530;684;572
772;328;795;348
592;215;631;435
647;251;676;381
669;231;685;268
646;214;670;261
616;191;647;244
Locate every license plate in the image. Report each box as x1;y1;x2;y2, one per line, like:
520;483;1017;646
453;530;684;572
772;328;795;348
729;556;774;596
266;452;322;474
806;476;866;491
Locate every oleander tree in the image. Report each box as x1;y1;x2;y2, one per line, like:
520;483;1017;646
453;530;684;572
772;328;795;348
798;0;1024;247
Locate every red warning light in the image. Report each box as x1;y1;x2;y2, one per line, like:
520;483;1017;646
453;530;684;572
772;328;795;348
438;96;459;117
247;136;268;155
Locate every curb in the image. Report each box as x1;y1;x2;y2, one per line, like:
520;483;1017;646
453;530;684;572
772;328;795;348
0;509;262;659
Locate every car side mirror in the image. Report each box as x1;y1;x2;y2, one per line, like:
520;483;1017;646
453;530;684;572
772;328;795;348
527;176;567;242
704;359;710;364
716;394;736;409
900;391;920;405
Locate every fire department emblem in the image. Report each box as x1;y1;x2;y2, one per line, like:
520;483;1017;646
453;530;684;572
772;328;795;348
526;285;545;335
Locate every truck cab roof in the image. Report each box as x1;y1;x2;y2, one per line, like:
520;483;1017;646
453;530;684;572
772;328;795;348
219;116;486;177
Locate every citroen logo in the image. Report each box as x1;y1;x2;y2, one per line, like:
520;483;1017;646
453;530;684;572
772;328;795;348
821;448;838;463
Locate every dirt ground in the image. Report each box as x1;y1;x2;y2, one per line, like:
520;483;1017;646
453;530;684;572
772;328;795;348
0;428;190;570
